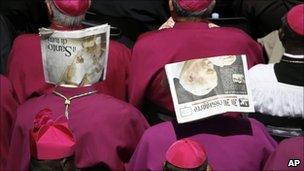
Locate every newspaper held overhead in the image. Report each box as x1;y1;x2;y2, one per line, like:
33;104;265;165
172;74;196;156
165;55;254;123
39;24;110;86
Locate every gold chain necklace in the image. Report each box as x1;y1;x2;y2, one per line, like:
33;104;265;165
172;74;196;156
53;90;98;119
281;59;304;64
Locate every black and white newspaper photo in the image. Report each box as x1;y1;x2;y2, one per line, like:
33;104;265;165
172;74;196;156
165;55;254;123
40;24;110;86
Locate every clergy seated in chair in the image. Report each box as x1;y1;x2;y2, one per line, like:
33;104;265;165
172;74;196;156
126;114;277;171
128;0;265;124
5;1;149;170
6;0;131;104
248;4;304;142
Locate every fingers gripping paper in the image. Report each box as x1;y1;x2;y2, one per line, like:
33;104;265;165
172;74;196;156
40;24;110;86
165;55;254;123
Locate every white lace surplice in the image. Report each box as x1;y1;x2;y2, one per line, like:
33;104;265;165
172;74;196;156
248;64;304;118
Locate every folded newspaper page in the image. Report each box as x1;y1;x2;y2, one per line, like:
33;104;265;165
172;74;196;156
39;24;110;85
165;55;254;123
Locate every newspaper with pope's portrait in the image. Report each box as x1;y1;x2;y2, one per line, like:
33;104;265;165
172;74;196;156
39;24;110;86
165;55;254;123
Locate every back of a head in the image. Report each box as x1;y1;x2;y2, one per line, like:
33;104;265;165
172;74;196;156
280;4;304;52
163;138;211;171
171;0;216;20
46;0;90;29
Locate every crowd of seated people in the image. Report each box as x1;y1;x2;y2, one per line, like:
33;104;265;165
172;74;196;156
0;0;303;170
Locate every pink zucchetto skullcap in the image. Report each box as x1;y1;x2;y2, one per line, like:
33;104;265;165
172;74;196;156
166;138;207;169
177;0;213;12
287;4;304;36
53;0;90;16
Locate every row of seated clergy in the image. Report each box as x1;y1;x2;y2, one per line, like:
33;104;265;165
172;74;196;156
0;75;19;170
4;0;302;136
1;0;280;146
5;0;265;124
127;0;264;123
248;4;304;142
2;1;299;170
5;0;149;170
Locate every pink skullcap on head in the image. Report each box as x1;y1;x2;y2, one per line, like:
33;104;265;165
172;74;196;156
287;4;304;36
166;138;207;169
177;0;213;12
53;0;90;16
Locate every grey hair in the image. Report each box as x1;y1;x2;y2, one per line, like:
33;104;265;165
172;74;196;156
46;0;85;27
172;0;216;19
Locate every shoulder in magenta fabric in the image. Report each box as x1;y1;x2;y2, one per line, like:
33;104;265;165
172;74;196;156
6;85;149;170
0;75;19;170
126;116;277;171
6;34;131;103
128;22;264;112
264;136;304;171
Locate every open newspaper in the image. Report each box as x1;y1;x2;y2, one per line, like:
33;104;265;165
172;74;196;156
39;24;110;85
165;55;254;123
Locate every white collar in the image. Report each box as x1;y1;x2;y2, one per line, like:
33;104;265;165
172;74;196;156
284;53;304;59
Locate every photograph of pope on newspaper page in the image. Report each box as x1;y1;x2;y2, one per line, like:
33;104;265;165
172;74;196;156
165;55;254;123
39;24;110;86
